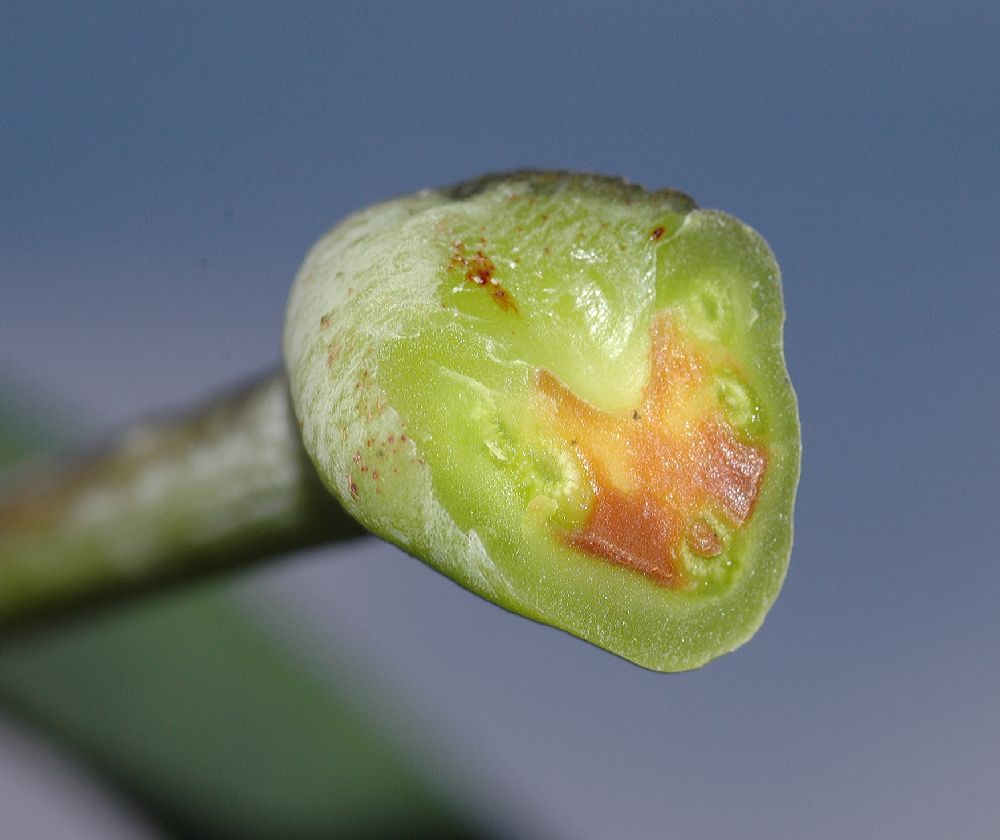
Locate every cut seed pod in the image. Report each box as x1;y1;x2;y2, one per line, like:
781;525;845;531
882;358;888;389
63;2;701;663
285;171;800;671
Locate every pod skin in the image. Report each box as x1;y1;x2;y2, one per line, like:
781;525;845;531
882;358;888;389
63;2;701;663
284;172;800;671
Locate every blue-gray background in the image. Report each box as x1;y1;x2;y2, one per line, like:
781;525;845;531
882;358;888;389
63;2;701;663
2;2;998;838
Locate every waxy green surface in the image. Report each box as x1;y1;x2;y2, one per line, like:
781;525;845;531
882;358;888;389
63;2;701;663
285;172;800;671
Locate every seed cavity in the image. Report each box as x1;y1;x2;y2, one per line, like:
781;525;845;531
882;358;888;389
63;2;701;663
715;373;752;428
687;280;733;341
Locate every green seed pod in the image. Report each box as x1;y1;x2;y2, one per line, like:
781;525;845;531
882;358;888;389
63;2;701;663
285;171;800;671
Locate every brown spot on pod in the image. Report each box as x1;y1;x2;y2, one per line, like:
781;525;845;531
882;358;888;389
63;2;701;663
449;242;519;313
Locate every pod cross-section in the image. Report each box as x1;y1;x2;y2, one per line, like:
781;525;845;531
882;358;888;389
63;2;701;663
284;171;800;671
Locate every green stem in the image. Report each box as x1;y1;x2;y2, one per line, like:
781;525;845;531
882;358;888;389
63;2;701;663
0;372;360;628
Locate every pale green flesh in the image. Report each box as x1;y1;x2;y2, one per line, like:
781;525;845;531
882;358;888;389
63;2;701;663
284;173;800;671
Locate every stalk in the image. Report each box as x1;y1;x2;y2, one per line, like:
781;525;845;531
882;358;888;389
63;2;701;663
0;373;360;626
